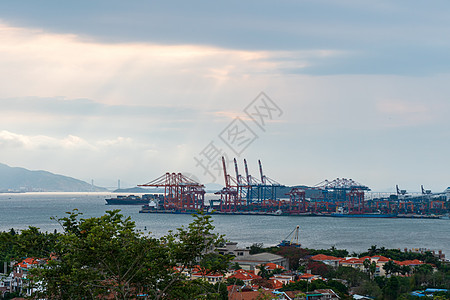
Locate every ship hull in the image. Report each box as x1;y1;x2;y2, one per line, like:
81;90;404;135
106;199;149;205
331;213;397;218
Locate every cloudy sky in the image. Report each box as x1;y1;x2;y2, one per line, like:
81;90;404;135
0;1;449;192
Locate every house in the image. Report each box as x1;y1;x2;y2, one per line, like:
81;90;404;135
410;288;448;297
234;252;289;271
216;242;289;272
264;262;286;271
0;273;13;296
298;272;322;282
270;279;285;290
395;259;424;267
338;255;391;277
310;255;341;268
228;289;277;300
190;271;224;283
305;289;340;300
281;289;340;300
269;273;295;285
368;256;391;277
352;294;374;299
340;257;365;271
227;269;262;284
1;257;47;297
216;242;251;257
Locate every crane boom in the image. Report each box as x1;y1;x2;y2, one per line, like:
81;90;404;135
234;158;240;185
244;158;250;184
258;159;265;184
222;156;229;188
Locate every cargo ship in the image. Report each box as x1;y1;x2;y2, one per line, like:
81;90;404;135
330;213;397;218
330;207;397;218
105;194;151;205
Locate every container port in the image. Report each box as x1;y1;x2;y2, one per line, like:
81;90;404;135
138;157;450;218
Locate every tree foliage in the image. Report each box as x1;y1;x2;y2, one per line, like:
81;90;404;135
281;279;348;298
0;226;59;274
306;246;349;258
361;245;442;269
28;210;230;300
327;266;369;287
275;246;309;270
307;261;331;277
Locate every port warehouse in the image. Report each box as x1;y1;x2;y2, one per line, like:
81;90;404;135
137;157;450;216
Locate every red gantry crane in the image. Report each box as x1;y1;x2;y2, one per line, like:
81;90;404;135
138;172;205;211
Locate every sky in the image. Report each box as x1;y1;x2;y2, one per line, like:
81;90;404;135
0;0;449;192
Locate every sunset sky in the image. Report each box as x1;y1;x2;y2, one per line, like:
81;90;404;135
1;1;449;192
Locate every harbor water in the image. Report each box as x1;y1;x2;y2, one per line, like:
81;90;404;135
0;192;449;256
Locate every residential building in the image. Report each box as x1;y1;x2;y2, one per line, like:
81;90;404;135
310;254;342;268
234;252;289;271
216;242;251;257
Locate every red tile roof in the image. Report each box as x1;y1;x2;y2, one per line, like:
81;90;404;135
262;262;285;270
372;256;390;262
228;269;262;282
17;257;41;269
192;272;223;277
299;273;315;278
342;257;365;264
396;259;424;266
228;290;274;300
269;279;284;290
310;254;341;261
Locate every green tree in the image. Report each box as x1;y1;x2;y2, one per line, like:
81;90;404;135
400;265;411;276
368;245;378;256
14;226;60;258
383;276;400;300
231;262;241;270
363;259;371;274
30;210;230;300
198;252;234;279
275;246;309;270
0;230;17;271
354;280;383;300
0;226;59;274
383;260;397;276
226;277;245;286
369;261;377;279
249;243;265;254
307;261;331;277
257;264;270;279
328;266;368;287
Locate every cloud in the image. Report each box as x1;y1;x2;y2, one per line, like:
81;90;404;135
377;99;428;115
0;20;349;114
375;98;443;127
0;130;95;150
0;130;154;152
1;1;450;76
0;130;27;148
1;5;450;192
0;96;202;120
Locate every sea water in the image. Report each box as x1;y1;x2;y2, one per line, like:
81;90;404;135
0;192;449;257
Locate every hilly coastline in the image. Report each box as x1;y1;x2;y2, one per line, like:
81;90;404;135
0;163;107;192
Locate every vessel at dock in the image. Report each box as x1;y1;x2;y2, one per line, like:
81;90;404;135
134;160;450;218
105;194;157;205
330;207;397;218
330;212;397;218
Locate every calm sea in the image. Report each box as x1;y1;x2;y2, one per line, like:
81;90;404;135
0;193;449;257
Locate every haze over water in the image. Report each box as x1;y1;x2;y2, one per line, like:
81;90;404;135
1;193;449;257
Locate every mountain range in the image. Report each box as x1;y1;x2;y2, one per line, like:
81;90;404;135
0;163;107;192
